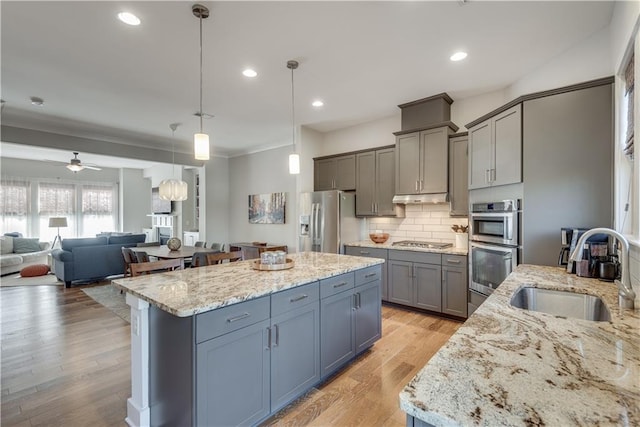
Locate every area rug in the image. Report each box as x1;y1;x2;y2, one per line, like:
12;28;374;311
82;284;130;323
0;272;61;287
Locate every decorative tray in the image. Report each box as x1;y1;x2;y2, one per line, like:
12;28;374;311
252;258;295;271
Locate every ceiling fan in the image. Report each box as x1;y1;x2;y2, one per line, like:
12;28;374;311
64;152;102;172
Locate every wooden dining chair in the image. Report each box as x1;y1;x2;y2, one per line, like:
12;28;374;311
205;250;243;265
135;251;150;263
121;247;137;278
130;258;183;277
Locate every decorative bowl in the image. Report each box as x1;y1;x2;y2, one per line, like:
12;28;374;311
369;233;390;244
167;237;182;251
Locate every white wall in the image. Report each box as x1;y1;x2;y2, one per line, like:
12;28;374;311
228;146;297;251
506;26;613;100
451;90;508;131
120;168;151;233
318;115;400;157
203;156;230;248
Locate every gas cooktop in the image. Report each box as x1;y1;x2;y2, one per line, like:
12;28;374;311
392;240;453;249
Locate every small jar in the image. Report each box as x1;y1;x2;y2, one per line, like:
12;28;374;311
260;251;274;265
274;251;286;264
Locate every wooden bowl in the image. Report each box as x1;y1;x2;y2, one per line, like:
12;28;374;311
369;233;390;244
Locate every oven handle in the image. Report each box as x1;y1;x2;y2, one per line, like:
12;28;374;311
469;241;518;254
469;289;490;299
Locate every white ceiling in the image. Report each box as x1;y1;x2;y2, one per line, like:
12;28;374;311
1;1;615;166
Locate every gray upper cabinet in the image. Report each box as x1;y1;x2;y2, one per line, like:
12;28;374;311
396;132;421;194
449;134;468;216
468;104;522;189
396;126;450;195
314;155;356;191
356;147;395;216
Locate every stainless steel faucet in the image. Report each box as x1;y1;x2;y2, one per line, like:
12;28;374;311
569;228;636;309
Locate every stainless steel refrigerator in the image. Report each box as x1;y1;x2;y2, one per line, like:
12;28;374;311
299;190;361;254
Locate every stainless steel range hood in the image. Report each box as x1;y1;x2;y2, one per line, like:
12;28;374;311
392;193;449;205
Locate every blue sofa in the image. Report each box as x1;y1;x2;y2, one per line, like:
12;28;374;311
51;234;146;287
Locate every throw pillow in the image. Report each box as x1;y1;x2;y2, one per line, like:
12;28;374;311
0;236;14;255
13;238;42;254
20;264;50;277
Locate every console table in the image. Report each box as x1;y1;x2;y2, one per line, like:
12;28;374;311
229;242;288;260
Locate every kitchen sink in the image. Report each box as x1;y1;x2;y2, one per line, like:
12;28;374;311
510;286;611;321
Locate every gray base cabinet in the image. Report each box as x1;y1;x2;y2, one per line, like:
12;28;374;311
320;267;382;379
388;250;467;318
270;301;320;412
148;267;382;427
344;246;388;301
196;319;271;427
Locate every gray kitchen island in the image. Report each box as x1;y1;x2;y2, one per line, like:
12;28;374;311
112;252;384;427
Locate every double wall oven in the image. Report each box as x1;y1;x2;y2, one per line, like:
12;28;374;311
469;200;521;298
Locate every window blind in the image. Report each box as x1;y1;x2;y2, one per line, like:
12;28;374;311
38;182;76;215
82;185;114;215
0;180;29;215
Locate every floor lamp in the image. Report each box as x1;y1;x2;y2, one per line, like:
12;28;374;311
49;217;67;248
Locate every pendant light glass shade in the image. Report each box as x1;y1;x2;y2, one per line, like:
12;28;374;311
159;179;188;201
159;123;189;201
194;133;210;160
289;153;300;175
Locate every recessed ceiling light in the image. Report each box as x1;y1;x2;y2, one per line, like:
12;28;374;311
242;69;257;78
450;51;468;62
118;12;141;26
30;96;44;106
312;100;324;108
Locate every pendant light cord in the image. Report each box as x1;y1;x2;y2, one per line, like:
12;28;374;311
199;13;204;133
170;123;179;178
291;66;296;153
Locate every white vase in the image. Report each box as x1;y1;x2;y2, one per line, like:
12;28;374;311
455;233;468;250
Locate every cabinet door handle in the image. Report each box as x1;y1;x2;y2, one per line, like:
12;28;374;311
491;169;496;182
353;294;358;311
419;180;423;191
333;281;349;288
359;251;371;255
357;293;361;309
485;169;490;183
266;327;272;350
415;180;418;191
446;259;461;264
273;324;279;347
227;312;250;323
289;294;308;303
365;272;377;278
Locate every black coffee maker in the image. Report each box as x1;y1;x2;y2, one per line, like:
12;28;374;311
558;227;612;276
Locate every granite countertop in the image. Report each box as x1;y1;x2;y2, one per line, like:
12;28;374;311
112;252;383;317
345;240;468;255
399;264;640;426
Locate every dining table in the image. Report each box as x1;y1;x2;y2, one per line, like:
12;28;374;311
132;245;218;268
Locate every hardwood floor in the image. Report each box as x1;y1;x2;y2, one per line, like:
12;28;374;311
1;285;461;427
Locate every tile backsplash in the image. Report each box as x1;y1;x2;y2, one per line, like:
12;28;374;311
367;204;468;245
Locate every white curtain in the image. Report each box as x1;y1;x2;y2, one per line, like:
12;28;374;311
81;184;116;236
0;178;30;236
38;182;76;242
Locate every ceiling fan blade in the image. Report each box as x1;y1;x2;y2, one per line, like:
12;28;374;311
83;165;102;171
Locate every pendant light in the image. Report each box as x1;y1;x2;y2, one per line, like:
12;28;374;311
287;60;300;175
193;4;210;161
159;123;189;201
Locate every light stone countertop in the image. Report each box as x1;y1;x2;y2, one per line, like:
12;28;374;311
345;240;468;256
112;252;383;317
399;264;640;426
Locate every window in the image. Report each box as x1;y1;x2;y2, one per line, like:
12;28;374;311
81;185;115;236
38;182;76;243
0;180;29;236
